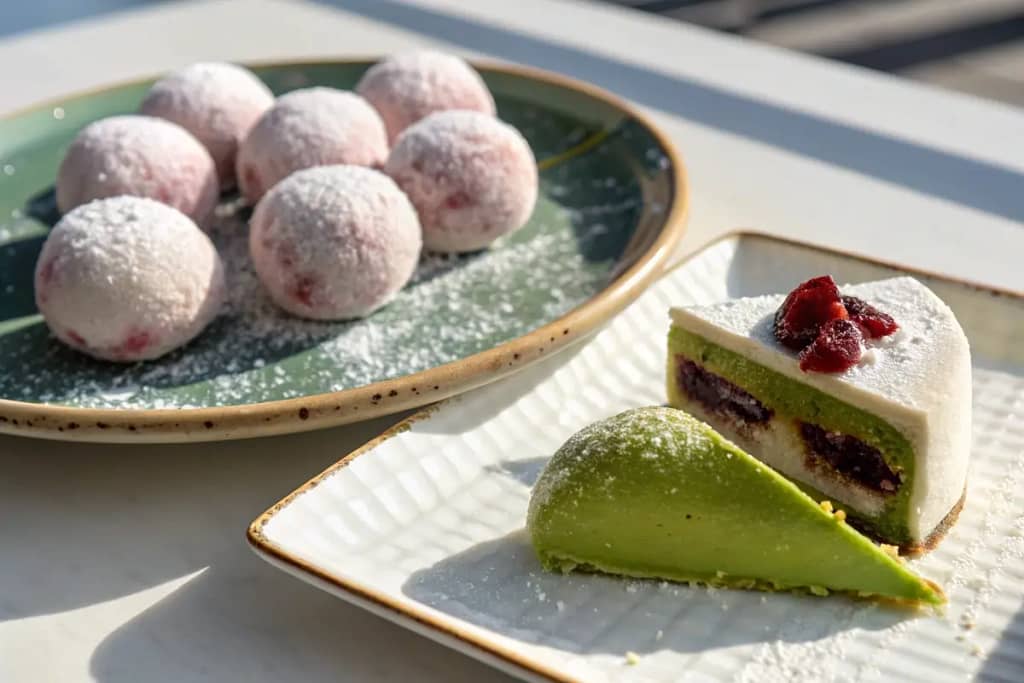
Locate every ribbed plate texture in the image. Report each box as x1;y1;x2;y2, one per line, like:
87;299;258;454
260;235;1024;683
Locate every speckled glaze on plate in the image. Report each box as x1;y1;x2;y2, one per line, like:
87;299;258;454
0;59;687;442
249;232;1024;683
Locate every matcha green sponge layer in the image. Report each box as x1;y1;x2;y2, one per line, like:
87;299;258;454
667;325;915;545
527;407;943;605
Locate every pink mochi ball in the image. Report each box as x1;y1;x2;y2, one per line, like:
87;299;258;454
56;115;219;224
140;61;275;186
235;87;388;204
249;165;422;320
35;197;225;362
386;110;537;253
357;50;496;144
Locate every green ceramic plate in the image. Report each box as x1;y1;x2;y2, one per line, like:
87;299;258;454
0;59;687;443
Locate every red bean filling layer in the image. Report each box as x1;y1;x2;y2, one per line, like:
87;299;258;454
800;422;901;494
675;357;773;424
676;355;901;494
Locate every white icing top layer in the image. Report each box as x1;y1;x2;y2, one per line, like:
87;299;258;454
672;277;963;414
670;276;972;541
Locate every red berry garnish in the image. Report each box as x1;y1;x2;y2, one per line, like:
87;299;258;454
841;295;899;338
799;319;863;373
773;276;848;350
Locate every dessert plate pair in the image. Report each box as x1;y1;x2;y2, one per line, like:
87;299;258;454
250;233;1024;683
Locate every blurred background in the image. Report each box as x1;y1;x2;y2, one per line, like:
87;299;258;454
3;0;1024;108
604;0;1024;107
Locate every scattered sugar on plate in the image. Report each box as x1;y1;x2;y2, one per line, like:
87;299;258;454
0;167;641;409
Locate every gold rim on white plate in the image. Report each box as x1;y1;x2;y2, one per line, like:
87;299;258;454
248;229;1024;683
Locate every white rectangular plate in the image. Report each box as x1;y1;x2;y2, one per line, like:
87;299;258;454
250;233;1024;683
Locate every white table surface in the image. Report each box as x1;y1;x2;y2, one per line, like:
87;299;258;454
1;1;1022;681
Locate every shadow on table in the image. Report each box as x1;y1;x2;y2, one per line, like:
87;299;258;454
402;528;910;660
0;415;512;682
325;0;1024;224
485;456;548;487
0;0;168;39
978;603;1024;682
87;554;506;683
0;418;400;620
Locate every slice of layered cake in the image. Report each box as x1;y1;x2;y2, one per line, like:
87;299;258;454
667;276;971;552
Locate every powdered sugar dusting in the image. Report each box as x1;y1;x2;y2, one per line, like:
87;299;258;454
140;62;274;185
235;87;388;203
670;276;974;542
529;407;708;515
250;165;421;319
0;181;635;408
0;82;662;411
357;50;495;144
34;196;224;361
671;277;970;413
268;233;1024;683
56;115;219;223
387;110;537;252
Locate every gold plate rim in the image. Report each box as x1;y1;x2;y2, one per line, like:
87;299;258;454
247;229;1024;683
0;57;690;443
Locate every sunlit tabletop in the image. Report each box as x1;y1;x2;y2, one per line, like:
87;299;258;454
1;1;1022;681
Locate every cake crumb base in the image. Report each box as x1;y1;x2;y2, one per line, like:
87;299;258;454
900;488;967;557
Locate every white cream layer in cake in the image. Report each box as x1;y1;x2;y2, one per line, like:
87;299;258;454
669;276;971;543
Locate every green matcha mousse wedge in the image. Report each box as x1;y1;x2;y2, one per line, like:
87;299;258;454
527;407;945;607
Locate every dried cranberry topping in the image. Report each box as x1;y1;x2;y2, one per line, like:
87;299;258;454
773;276;848;350
799;319;863;373
773;276;900;373
841;295;899;338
